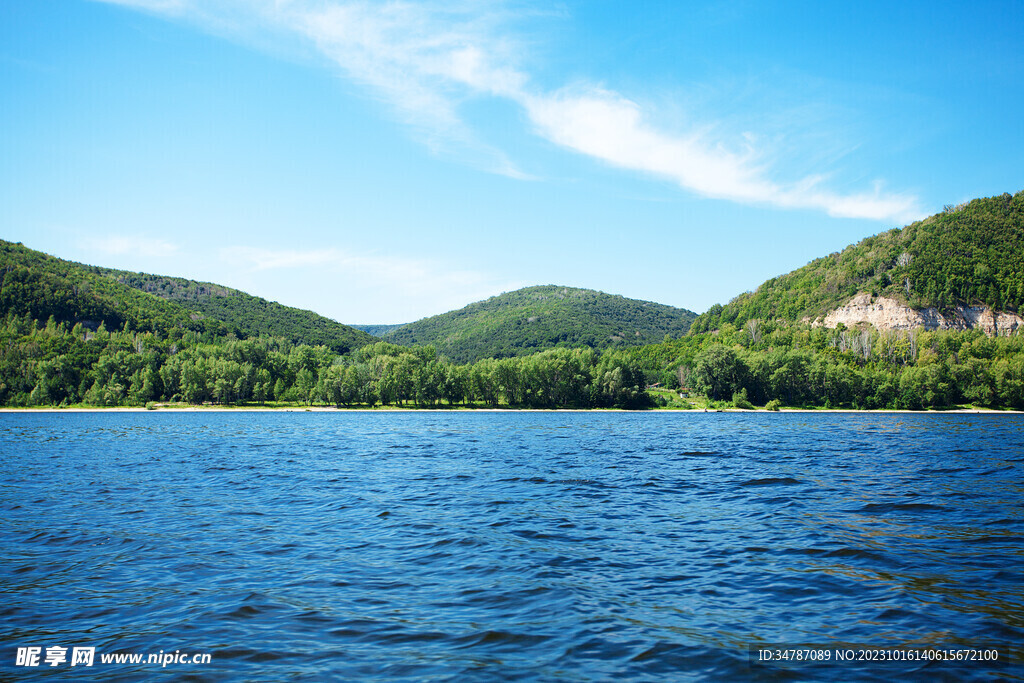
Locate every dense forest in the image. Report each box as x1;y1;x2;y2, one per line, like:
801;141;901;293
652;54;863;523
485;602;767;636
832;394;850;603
2;310;1021;410
691;191;1024;333
625;319;1024;410
0;315;651;409
383;285;696;363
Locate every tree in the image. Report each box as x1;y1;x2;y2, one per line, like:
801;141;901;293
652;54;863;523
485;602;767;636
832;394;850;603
595;352;649;409
253;368;272;405
470;358;500;407
442;364;468;406
691;345;748;401
295;368;316;405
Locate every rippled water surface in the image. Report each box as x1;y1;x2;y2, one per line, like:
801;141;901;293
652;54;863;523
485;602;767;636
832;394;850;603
2;412;1023;681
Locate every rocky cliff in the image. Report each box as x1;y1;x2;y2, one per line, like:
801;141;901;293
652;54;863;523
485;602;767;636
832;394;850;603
819;292;1024;334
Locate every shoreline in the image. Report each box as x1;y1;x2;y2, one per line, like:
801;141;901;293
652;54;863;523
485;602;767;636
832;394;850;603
0;406;1020;414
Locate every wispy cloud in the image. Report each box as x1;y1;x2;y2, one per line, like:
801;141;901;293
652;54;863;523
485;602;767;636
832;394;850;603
220;244;526;321
523;88;918;221
294;1;533;178
82;234;179;258
221;244;502;290
100;0;187;13
219;246;340;271
95;0;921;221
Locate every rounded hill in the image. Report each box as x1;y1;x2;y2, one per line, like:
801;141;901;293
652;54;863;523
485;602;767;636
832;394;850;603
690;191;1024;333
383;285;697;363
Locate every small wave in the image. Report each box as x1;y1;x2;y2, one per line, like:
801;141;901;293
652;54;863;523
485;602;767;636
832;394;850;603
215;646;291;663
853;502;947;513
225;604;271;619
755;495;797;505
652;573;700;582
979;466;1014;475
554;478;606;487
497;476;549;484
455;630;552;650
983;517;1023;526
740;477;801;487
257;543;299;557
960;535;1024;544
292;610;331;626
428;536;485;549
511;529;573;542
821;547;888;562
630;641;687;662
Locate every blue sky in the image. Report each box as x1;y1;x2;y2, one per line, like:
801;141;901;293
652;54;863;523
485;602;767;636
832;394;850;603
2;1;1022;324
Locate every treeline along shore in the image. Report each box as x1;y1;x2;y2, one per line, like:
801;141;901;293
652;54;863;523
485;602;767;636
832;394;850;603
0;321;654;410
1;314;1022;411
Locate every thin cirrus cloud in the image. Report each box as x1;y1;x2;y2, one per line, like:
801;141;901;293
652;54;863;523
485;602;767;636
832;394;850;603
221;245;510;290
220;245;528;321
81;234;180;258
97;0;921;222
220;246;342;271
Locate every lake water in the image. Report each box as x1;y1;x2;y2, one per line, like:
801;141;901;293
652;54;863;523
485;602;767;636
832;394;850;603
1;411;1022;681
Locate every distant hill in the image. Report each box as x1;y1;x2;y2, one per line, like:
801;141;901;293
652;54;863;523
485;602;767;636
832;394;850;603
690;191;1024;333
0;240;374;353
100;269;373;353
353;323;407;337
383;285;697;363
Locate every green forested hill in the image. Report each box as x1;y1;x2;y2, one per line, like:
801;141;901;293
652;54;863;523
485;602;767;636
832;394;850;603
100;269;373;354
0;240;373;353
690;191;1024;333
0;240;229;336
383;285;697;363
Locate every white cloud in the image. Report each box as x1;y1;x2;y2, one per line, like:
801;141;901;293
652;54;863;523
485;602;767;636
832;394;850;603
219;246;340;271
82;235;179;258
219;244;477;288
521;87;921;222
98;0;187;14
219;244;525;322
94;0;922;222
290;1;531;177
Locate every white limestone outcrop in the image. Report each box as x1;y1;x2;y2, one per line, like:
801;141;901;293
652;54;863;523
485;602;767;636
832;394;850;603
820;292;1023;334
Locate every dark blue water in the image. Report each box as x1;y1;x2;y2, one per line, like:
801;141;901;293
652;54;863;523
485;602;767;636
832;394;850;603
1;412;1022;681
